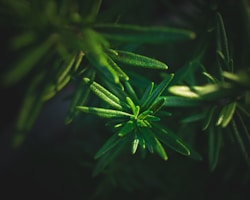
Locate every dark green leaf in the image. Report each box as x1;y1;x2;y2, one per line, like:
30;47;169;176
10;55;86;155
142;73;174;109
208;126;222;171
154;125;202;160
94;24;196;43
2;35;54;86
83;78;125;110
140;128;168;160
164;96;202;107
118;120;135;137
107;49;168;70
76;106;131;118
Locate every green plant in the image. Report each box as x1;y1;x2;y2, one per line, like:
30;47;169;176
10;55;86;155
1;0;250;199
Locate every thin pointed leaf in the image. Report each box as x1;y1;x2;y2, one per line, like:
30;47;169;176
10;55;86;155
140;82;154;104
141;128;168;160
106;56;129;81
132;133;139;154
231;119;250;164
2;36;54;86
168;86;200;99
216;102;236;127
94;24;196;43
154;125;202;160
208;126;222;171
94;133;120;159
124;81;139;103
126;96;136;114
149;97;167;114
93;135;130;176
107;49;168;70
80;29;119;83
118;120;135;137
76;106;131;118
164;96;202;107
12;73;45;148
65;81;91;124
202;106;217;130
181;113;205;124
216;12;230;65
83;78;124;110
143;73;174;109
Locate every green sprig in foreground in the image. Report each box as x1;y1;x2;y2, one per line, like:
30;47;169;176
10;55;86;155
77;75;202;175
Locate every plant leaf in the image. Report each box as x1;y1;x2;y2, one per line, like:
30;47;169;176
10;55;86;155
2;35;55;86
118;120;135;137
208;125;222;171
154;125;202;160
83;78;124;110
140;128;168;160
216;12;230;66
142;73;174;109
76;106;131;118
94;24;196;43
164;96;203;107
216;102;237;127
107;49;168;70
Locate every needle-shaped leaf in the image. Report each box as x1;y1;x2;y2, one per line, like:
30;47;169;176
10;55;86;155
94;133;120;159
216;102;237;127
76;106;131;118
141;128;168;160
168;86;200;99
180;113;205;124
142;73;174;109
12;73;45;148
144;115;161;122
126;96;137;114
94;24;196;43
216;13;230;66
231;119;250;164
93;134;131;176
107;49;168;70
2;35;55;86
124;81;139;103
65;80;91;124
154;125;202;160
80;28;119;83
149;97;167;114
106;56;129;81
83;78;124;110
10;31;37;49
164;96;202;107
132;133;139;154
208;126;222;171
140;82;154;105
118;120;135;136
202;106;217;130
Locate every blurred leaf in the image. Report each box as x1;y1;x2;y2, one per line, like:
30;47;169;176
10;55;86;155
93;135;131;176
118;120;134;137
164;96;202;107
208;126;222;171
140;128;168;160
216;102;237;127
154;125;202;160
216;12;230;67
231;119;250;165
2;35;55;86
94;24;196;43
